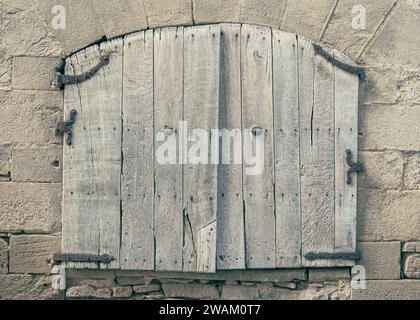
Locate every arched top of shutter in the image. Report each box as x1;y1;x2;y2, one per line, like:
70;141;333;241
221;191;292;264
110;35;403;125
60;24;363;272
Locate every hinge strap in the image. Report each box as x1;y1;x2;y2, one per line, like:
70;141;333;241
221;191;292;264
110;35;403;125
57;54;110;89
305;251;361;261
56;109;77;145
313;44;366;80
346;150;364;185
53;253;114;264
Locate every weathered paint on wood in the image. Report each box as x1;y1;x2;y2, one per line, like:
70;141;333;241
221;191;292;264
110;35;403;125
241;25;275;269
301;41;336;268
216;24;246;271
154;27;184;272
273;30;302;268
121;31;154;271
183;25;220;273
334;50;359;266
63;41;122;270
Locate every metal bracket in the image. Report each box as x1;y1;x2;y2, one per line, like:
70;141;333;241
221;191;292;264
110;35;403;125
56;54;110;89
53;253;114;264
313;44;366;80
56;110;77;146
305;251;361;261
346;150;364;185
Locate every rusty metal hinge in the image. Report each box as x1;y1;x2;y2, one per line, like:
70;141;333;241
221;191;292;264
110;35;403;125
305;251;361;261
56;54;110;89
56;109;77;145
313;44;366;80
346;150;364;185
53;253;114;264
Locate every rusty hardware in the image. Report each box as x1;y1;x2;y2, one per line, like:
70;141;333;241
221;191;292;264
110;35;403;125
56;110;77;146
346;150;364;185
53;253;114;264
313;44;366;80
305;251;361;261
56;54;110;89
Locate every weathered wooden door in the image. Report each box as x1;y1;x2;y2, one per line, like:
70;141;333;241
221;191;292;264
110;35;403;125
61;24;362;272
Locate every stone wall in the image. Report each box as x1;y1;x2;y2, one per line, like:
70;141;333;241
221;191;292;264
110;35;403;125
0;0;419;300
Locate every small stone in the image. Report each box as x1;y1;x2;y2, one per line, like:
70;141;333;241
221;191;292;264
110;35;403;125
113;286;133;298
162;284;219;300
403;254;420;279
221;285;259;300
133;284;161;294
273;282;298;290
0;239;8;275
116;276;145;286
403;242;420;253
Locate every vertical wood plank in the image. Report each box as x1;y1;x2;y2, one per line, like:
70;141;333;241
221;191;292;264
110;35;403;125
98;39;123;270
217;24;246;271
121;31;154;271
273;30;302;268
154;27;184;272
63;50;99;270
241;25;275;269
63;40;122;270
183;25;220;273
300;39;336;268
334;50;359;265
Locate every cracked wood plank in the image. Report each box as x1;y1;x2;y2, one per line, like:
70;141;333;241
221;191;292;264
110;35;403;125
300;38;336;268
241;25;275;269
216;24;246;271
62;40;122;270
334;50;358;266
154;27;184;272
183;25;220;273
273;30;302;268
120;31;154;271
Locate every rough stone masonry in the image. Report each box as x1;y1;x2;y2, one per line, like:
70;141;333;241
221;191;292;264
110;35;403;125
0;0;419;300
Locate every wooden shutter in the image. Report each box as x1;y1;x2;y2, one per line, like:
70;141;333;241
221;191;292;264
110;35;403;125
61;24;361;271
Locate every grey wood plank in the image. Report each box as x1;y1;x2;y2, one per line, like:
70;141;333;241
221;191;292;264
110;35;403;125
62;50;99;270
216;24;246;271
273;30;302;268
183;25;220;273
121;31;154;271
299;38;336;268
97;39;123;270
154;27;184;272
63;41;122;270
334;50;359;266
241;25;275;269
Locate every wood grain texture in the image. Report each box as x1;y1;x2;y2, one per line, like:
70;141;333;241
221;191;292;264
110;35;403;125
183;25;220;273
154;27;184;272
334;50;359;266
63;40;122;270
300;40;336;268
241;25;275;269
121;31;154;271
216;24;245;271
273;30;302;268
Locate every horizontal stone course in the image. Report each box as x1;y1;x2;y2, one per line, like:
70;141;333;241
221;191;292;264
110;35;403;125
352;280;420;300
358;190;420;241
12;145;63;183
12;57;58;91
359;104;420;151
0;275;58;300
9;235;61;274
358;242;401;280
0;183;62;234
359;151;404;190
0;91;62;145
